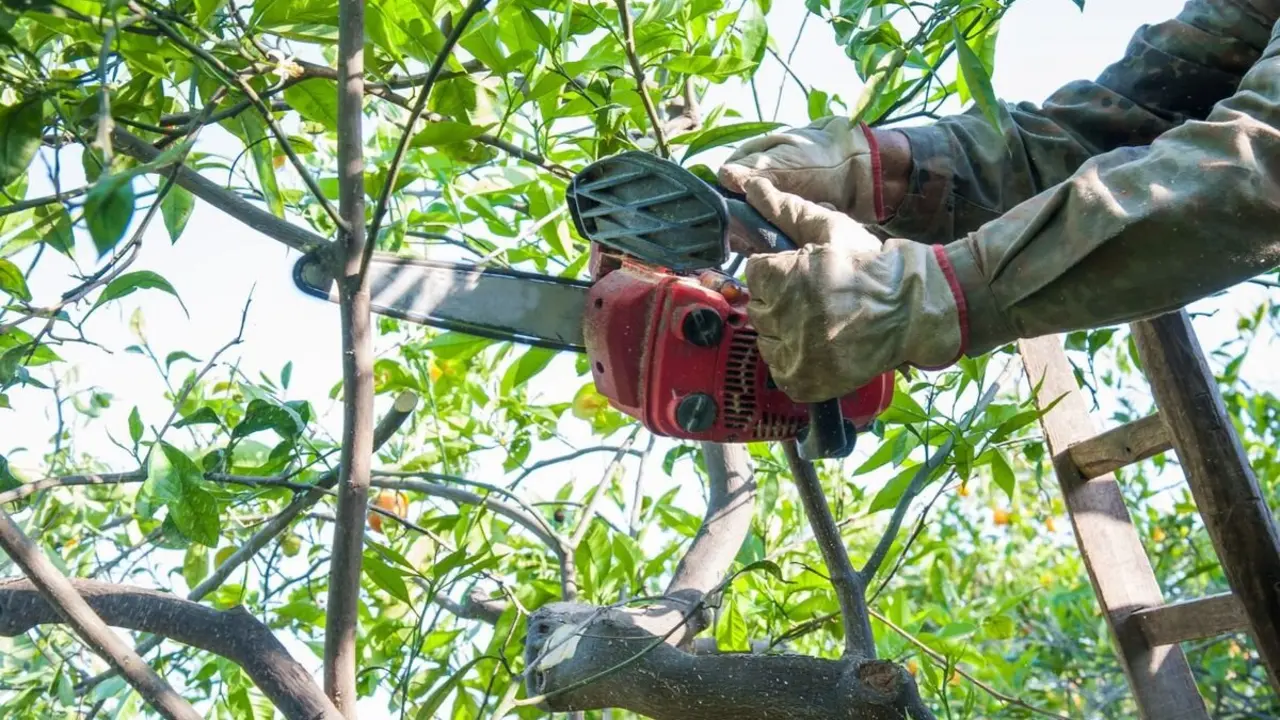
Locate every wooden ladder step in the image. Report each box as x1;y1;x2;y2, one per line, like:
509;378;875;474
1067;413;1172;480
1132;593;1249;646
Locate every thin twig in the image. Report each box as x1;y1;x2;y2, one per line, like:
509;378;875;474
570;428;641;548
614;0;669;157
364;0;494;262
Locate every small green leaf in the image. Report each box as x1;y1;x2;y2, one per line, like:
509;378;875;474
953;21;1004;132
500;346;556;395
165;351;200;370
235;112;284;217
160;186;195;243
674;121;782;163
182;543;209;589
283;79;340;131
84;174;136;257
93;271;188;315
0;258;30;301
715;600;749;652
0;99;43;187
280;361;292;389
869;462;923;512
990;448;1015;501
0;455;21;492
737;559;786;582
128;407;143;444
232;398;305;441
174;407;220;428
410;121;491;148
147;443;221;546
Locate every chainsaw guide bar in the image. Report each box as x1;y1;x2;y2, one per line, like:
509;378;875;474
292;253;591;353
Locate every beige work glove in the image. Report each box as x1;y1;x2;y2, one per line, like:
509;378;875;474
718;116;884;224
741;178;968;403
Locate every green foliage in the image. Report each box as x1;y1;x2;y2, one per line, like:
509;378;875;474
0;1;1274;719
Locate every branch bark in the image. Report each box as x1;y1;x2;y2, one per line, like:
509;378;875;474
614;0;669;157
322;0;371;712
0;579;341;720
0;513;201;720
111;128;328;253
782;443;874;659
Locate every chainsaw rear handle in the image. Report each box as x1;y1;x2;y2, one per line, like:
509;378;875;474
721;190;856;460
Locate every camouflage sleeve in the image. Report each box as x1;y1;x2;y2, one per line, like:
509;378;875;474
874;0;1279;244
940;17;1280;356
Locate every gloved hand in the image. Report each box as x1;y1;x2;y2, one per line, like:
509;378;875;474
740;178;969;402
718;117;886;224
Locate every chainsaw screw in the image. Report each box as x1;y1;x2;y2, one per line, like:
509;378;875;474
676;393;717;432
682;307;723;347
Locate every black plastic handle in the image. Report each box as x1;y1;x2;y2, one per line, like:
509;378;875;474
720;191;855;460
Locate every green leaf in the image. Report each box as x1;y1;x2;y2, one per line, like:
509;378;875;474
146;443;221;546
363;553;410;603
665;53;755;82
410;121;491;148
500;346;556;395
165;351;201;370
84;174;137;257
235;112;284;217
233;398;306;441
35;204;74;256
869;462;924;512
160;186;195;243
280;361;292;389
196;0;227;26
953;21;1004;132
128;406;143;444
283;79;340;131
990;447;1015;501
737;559;785;582
715;600;748;652
0;258;30;302
674;121;782;163
414;656;489;720
0;455;21;492
0;99;43;187
182;543;209;589
92;271;188;315
175;406;220;428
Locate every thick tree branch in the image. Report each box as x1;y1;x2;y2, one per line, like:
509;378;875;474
111;129;328;252
434;587;507;625
522;601;928;719
663;442;757;642
323;0;372;711
0;513;201;720
0;579;341;720
782;443;874;659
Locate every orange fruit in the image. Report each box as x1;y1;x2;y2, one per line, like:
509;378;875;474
906;660;919;676
957;481;970;497
1151;527;1167;543
369;490;408;534
992;508;1011;526
1045;516;1057;532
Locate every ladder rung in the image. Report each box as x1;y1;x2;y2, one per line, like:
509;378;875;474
1067;413;1172;480
1132;593;1248;646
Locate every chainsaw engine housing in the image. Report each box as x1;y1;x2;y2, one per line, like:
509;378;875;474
583;260;894;444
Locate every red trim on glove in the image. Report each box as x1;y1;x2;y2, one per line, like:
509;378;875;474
858;122;886;224
912;245;970;371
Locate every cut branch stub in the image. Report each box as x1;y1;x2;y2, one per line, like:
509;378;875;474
521;601;928;719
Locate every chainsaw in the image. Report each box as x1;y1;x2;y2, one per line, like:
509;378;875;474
292;151;893;459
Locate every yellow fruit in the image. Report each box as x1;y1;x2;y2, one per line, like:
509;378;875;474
992;508;1011;526
1152;527;1167;543
1040;572;1054;588
428;360;443;383
949;669;961;686
273;155;286;169
906;660;919;676
1045;516;1057;533
957;481;970;498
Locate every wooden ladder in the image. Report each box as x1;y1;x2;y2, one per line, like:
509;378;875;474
1019;309;1280;718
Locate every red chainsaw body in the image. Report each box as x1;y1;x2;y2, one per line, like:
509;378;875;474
582;250;894;444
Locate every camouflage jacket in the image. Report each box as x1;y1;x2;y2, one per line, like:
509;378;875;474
875;1;1280;355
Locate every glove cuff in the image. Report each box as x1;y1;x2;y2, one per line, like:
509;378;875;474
942;239;1018;356
857;122;888;224
907;244;969;371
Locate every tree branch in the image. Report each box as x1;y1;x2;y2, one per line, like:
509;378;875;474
569;429;640;549
322;0;372;711
782;442;874;659
663;442;757;642
0;579;342;720
365;0;493;256
0;513;201;720
614;0;670;157
434;586;507;625
75;392;418;693
111;128;328;252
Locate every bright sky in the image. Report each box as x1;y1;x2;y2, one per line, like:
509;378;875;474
4;0;1279;710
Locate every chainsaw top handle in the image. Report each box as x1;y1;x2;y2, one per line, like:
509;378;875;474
566;150;855;460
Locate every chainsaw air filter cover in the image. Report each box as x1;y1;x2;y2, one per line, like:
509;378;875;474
567;151;731;272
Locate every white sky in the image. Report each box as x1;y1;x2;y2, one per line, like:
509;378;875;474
3;0;1279;711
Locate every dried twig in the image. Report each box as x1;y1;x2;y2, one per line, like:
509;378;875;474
613;0;669;157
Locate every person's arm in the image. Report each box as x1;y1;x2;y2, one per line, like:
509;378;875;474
878;0;1279;244
946;17;1280;356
